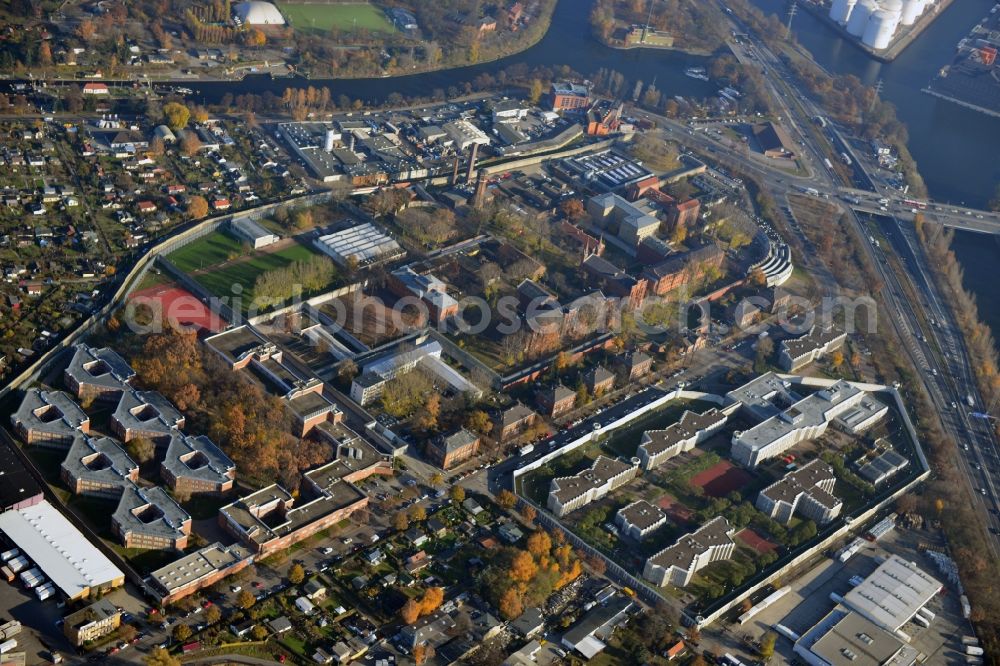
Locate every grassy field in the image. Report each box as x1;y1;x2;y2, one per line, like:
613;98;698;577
195;242;326;306
278;2;396;34
167;230;245;273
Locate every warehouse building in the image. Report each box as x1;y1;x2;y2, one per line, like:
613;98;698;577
148;541;253;605
842;555;942;633
793;608;919;666
313;223;404;268
231;217;280;249
0;500;124;600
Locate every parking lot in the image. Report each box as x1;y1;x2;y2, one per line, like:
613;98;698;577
736;525;973;664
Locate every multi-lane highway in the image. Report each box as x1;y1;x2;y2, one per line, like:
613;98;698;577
663;3;1000;555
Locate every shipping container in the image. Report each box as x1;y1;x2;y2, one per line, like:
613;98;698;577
0;621;21;641
6;556;27;574
0;639;16;654
962;636;980;646
0;549;19;563
966;646;985;656
0;567;13;583
35;583;55;601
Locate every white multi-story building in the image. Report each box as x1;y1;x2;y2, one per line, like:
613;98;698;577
637;408;728;471
615;500;667;540
779;325;847;371
547;456;638;517
756;459;842;525
729;376;887;468
643;517;736;588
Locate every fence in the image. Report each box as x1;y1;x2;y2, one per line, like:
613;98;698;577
511;379;932;627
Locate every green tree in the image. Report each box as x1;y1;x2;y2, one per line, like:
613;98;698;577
127;436;155;464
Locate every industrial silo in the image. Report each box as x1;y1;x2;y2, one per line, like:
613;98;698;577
863;9;901;49
847;0;877;36
830;0;857;24
880;0;903;18
899;0;921;25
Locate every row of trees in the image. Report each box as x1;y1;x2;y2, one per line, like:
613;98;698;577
253;255;338;305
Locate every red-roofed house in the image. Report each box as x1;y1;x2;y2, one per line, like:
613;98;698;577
83;83;109;95
137;201;156;214
211;198;231;211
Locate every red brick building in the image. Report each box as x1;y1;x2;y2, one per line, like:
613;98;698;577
425;429;480;470
668;198;700;230
550;82;590;112
536;384;576;418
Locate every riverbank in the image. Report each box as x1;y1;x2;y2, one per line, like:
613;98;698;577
3;0;559;85
799;0;957;62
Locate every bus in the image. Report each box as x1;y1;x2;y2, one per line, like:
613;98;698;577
903;198;927;210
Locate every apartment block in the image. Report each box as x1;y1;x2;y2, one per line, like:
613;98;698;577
637;409;728;471
643;517;736;588
756;459;843;525
547;456;638;517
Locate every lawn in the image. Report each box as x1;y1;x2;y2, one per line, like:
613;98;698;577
167;230;245;273
194;242;330;308
279;2;396;34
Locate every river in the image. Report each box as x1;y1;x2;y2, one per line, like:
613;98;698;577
183;0;718;104
746;0;1000;349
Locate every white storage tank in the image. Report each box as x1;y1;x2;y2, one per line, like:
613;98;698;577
848;0;878;36
899;0;921;24
863;9;900;49
831;0;858;24
880;0;903;18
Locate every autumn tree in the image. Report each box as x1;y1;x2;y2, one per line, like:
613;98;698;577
251;625;268;640
498;587;523;619
127;436;155;464
237;589;256;609
528;78;544;104
526;531;552;559
465;410;492;435
393;511;409;532
187;196;209;220
429;473;443;487
520;504;537;524
420;587;444;614
400;598;421;624
288;563;305;585
204;605;222;625
496;489;517;509
145;647;181;666
172;623;192;642
180;132;202;157
450;485;466;503
410;505;427;522
509;550;538;583
163;102;191;131
559;198;586;222
830;350;845;369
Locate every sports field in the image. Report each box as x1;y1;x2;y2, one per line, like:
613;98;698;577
278;2;396;34
168;230;245;273
194;243;320;304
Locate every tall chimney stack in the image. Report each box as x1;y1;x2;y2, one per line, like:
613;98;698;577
466;143;479;183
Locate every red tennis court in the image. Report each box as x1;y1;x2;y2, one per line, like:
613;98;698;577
736;528;778;554
690;460;753;497
657;494;694;523
129;284;226;333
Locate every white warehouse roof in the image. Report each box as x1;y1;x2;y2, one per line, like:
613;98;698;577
843;554;942;632
235;1;285;24
0;500;124;600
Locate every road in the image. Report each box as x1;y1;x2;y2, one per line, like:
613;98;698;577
702;5;1000;557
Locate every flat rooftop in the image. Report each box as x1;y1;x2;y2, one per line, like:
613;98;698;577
149;542;251;596
798;608;917;666
842;554;942;632
0;500;124;598
0;439;43;508
205;325;270;365
616;500;666;531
